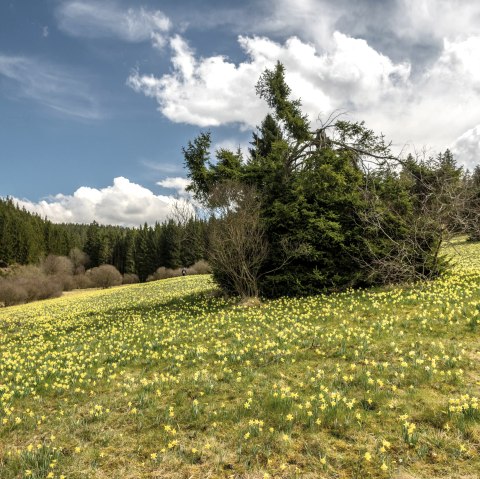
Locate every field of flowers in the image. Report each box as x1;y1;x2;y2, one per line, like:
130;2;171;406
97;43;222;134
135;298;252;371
1;241;480;478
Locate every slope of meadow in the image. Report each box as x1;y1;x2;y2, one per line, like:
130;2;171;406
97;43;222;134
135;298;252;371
1;241;480;478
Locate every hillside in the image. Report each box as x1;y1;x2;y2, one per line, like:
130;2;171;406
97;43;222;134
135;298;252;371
1;241;480;478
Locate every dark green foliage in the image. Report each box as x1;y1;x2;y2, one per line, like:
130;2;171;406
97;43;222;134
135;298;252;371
84;221;102;267
0;198;209;283
161;220;182;269
256;62;310;141
183;63;453;298
464;165;480;241
134;224;155;281
0;198;70;265
258;146;366;297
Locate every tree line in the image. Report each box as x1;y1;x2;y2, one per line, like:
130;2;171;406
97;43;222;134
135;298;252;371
0;198;209;280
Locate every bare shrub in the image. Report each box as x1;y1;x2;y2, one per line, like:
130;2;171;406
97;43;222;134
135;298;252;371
147;267;182;281
16;275;62;302
69;248;89;275
0;272;63;306
187;260;211;275
207;182;269;299
87;265;122;289
14;264;43;278
122;273;140;285
0;278;28;306
42;255;74;276
72;274;94;290
35;277;63;300
57;274;76;291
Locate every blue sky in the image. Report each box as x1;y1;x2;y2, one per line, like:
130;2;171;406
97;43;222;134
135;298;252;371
2;0;480;225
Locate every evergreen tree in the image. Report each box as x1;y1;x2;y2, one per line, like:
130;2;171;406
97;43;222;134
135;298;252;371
134;224;155;281
183;62;447;297
161;220;181;269
84;222;102;267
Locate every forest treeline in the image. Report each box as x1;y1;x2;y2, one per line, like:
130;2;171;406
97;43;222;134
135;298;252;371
0;197;209;280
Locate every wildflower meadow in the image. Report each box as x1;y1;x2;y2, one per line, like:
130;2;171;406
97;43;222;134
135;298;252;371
1;241;479;478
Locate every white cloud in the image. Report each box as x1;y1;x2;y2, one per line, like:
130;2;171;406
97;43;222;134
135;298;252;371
129;28;480;168
0;55;101;119
376;35;480;157
244;0;480;58
395;0;480;46
13;177;183;226
128;34;268;128
42;26;49;38
212;139;251;160
451;125;480;170
57;1;171;47
157;177;191;196
128;33;410;130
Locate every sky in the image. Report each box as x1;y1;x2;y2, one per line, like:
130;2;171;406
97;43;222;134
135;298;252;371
2;0;480;226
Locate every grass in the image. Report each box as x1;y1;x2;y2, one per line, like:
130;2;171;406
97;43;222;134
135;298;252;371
1;241;480;478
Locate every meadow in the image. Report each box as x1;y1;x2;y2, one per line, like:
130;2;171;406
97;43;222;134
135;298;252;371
0;241;479;478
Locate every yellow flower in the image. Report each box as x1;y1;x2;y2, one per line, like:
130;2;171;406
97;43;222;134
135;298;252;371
364;452;372;462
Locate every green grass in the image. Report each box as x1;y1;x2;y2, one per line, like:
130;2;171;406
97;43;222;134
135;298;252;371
1;241;480;478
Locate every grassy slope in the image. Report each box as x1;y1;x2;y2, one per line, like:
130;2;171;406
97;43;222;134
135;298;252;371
0;242;480;478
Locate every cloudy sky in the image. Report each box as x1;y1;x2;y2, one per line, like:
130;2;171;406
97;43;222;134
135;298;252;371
2;0;480;226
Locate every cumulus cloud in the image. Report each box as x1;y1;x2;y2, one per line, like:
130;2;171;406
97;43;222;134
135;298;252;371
0;54;101;119
452;125;480;170
129;28;480;167
380;34;480;157
13;177;186;226
217;0;480;67
157;177;191;196
128;32;410;129
57;1;170;47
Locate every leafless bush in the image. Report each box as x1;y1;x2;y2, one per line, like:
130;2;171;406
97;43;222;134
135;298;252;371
42;255;74;276
0;278;28;306
122;273;140;284
187;260;211;275
72;273;94;290
14;264;43;278
17;275;63;301
57;274;76;291
207;181;269;299
147;267;182;281
0;272;63;306
146;261;211;282
69;248;90;275
87;265;122;288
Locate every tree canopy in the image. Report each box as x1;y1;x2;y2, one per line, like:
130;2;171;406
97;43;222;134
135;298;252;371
183;62;465;298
